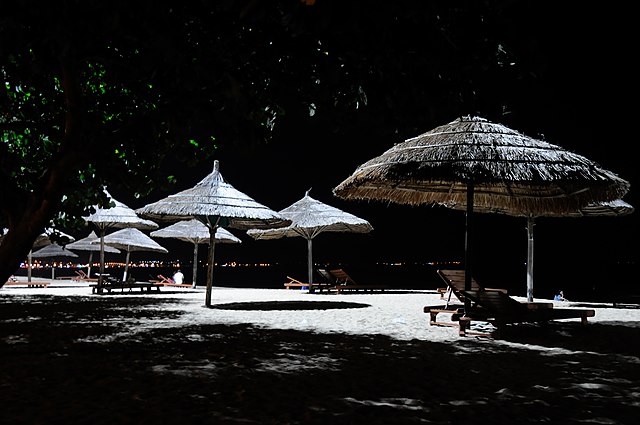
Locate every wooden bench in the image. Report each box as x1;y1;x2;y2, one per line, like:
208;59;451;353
90;282;162;294
3;280;50;288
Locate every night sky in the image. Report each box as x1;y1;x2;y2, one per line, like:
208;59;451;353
109;3;636;290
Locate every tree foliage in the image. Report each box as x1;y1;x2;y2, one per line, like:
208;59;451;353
0;0;547;283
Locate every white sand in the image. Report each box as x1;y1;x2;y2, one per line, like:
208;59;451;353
4;276;636;345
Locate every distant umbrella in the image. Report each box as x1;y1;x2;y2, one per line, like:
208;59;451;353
66;231;121;278
85;189;158;287
247;189;373;285
136;160;291;307
31;243;79;279
151;220;241;288
334;116;630;304
93;227;168;282
2;227;75;282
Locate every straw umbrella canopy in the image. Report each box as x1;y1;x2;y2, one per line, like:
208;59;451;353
92;227;168;282
30;243;79;279
66;231;121;278
333;115;630;305
246;189;373;285
136;160;291;307
150;220;241;288
85;190;158;287
1;227;75;282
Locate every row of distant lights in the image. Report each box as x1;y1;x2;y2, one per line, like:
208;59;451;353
21;260;463;269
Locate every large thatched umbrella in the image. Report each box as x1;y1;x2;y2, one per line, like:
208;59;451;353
93;227;168;282
246;189;373;285
151;220;241;288
66;231;121;278
333;116;630;305
136;160;291;307
30;243;79;279
85;190;158;288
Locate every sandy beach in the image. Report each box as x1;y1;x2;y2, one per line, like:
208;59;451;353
2;277;640;424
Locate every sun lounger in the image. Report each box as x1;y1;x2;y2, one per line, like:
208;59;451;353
437;269;507;307
75;270;99;282
328;269;387;293
284;276;334;293
456;289;595;337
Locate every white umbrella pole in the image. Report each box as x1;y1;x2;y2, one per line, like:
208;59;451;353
205;226;218;307
307;238;313;285
526;217;535;302
28;250;33;282
123;250;131;281
99;228;106;288
51;266;55;280
88;252;93;277
463;183;474;313
192;243;199;289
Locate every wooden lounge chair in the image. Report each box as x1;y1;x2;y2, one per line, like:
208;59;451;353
284;276;309;289
437;269;507;306
283;273;335;293
148;274;191;288
75;270;99;282
425;269;509;327
456;289;596;337
328;269;387;293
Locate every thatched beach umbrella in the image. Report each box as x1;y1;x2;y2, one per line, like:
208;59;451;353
2;227;75;282
85;190;158;288
30;243;79;279
333;116;630;305
136;160;291;307
93;227;168;282
151;220;241;288
247;189;373;285
66;231;121;278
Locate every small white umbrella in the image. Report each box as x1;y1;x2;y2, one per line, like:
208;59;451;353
151;220;241;288
30;243;79;279
85;189;158;287
2;227;75;282
247;189;373;285
136;160;291;307
93;228;168;282
66;231;121;278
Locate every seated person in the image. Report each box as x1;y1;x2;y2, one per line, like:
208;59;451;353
172;270;185;285
553;290;567;301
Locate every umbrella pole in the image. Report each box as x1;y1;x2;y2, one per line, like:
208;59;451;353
192;243;198;289
464;183;474;314
526;217;535;302
307;238;313;285
98;228;106;289
123;250;131;282
88;252;93;277
205;226;218;307
28;250;33;282
51;265;55;280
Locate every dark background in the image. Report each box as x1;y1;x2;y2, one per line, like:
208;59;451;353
84;2;636;299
